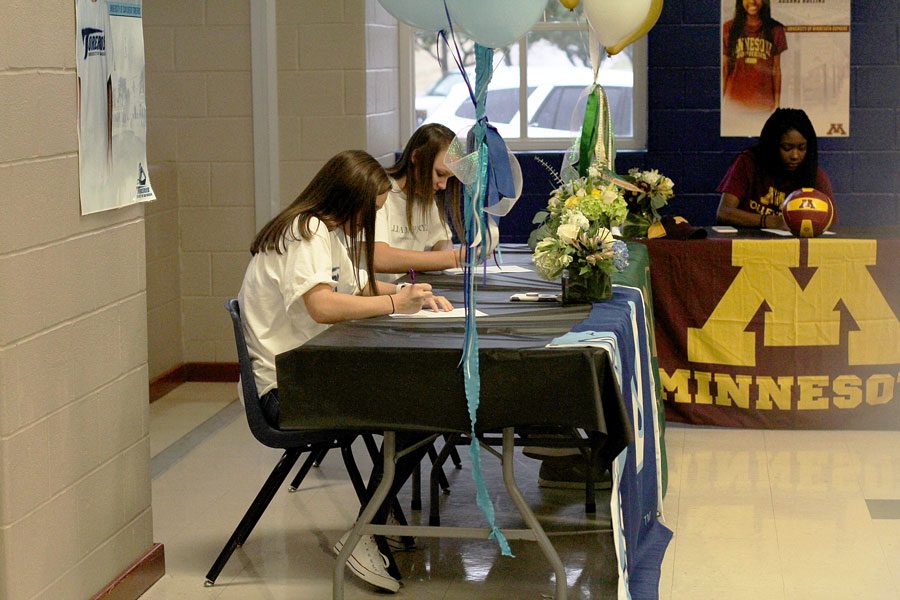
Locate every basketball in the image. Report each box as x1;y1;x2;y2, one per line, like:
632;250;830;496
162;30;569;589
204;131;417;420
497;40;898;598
780;188;834;238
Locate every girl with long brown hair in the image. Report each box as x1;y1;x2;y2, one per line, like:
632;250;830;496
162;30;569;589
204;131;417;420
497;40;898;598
373;123;467;280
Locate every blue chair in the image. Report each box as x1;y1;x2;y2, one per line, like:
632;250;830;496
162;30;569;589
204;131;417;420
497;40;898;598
204;299;375;586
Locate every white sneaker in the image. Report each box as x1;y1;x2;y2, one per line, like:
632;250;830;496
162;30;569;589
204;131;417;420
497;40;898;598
333;532;400;593
385;512;416;552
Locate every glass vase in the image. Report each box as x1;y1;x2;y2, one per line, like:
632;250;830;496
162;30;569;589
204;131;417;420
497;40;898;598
562;269;613;304
621;211;654;239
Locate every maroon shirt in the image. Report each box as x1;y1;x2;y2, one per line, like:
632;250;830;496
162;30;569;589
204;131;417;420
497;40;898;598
723;20;787;110
716;151;834;217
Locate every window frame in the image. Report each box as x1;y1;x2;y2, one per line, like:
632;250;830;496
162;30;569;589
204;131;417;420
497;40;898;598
398;20;648;152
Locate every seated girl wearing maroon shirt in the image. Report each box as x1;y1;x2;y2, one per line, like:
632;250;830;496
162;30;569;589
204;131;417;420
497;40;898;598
716;108;833;229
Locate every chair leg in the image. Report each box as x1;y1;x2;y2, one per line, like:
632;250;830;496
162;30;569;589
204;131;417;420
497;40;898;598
584;447;597;514
428;441;456;526
411;461;422;511
205;449;302;585
427;444;451;491
289;443;327;492
340;438;370;504
445;435;463;469
312;445;329;467
361;432;380;462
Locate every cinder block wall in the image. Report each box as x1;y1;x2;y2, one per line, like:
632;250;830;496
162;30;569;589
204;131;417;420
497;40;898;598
0;4;153;599
144;0;256;377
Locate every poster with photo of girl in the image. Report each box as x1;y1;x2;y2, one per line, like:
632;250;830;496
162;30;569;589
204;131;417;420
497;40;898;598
721;0;850;137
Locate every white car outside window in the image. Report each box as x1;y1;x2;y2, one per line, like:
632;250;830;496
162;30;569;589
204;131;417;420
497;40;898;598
423;66;633;140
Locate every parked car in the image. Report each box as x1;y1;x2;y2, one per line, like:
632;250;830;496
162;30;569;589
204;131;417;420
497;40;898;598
423;66;633;139
415;70;469;126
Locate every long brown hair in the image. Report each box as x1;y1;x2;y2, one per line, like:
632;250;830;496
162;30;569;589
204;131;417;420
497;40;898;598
387;123;463;241
250;150;390;296
726;0;781;79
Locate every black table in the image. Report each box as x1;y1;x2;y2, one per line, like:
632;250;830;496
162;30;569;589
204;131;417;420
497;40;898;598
275;246;637;599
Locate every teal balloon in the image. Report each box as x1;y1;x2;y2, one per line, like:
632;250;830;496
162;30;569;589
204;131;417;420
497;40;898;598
447;0;546;48
377;0;449;31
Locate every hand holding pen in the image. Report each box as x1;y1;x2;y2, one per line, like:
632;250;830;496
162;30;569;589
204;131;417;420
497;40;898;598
392;269;453;313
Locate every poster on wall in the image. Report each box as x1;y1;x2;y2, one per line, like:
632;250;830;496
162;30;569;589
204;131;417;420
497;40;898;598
76;0;155;215
720;0;850;137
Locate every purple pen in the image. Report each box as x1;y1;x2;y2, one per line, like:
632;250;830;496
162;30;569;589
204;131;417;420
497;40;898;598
408;268;416;285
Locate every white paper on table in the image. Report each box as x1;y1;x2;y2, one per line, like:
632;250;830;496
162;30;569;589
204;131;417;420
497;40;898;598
389;308;488;319
822;230;837;236
442;265;531;275
761;228;793;236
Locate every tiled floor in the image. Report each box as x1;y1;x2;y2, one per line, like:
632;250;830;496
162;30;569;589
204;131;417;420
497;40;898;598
141;383;900;599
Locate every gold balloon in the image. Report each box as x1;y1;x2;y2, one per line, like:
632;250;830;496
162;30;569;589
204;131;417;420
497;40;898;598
606;0;664;56
560;0;580;9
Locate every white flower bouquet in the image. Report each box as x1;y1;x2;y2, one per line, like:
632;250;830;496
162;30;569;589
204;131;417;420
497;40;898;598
621;167;676;238
529;165;630;301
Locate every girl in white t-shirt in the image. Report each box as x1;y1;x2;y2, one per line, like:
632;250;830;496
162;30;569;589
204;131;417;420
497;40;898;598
239;149;450;398
238;150;450;593
373;123;467;281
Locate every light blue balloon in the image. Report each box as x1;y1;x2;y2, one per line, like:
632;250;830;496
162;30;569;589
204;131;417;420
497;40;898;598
377;0;449;32
447;0;546;48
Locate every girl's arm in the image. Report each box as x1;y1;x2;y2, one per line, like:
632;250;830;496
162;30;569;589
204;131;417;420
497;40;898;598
772;54;782;109
304;282;452;323
716;193;785;229
373;242;462;273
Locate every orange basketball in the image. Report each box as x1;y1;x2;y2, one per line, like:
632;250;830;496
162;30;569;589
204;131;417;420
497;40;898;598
780;188;834;238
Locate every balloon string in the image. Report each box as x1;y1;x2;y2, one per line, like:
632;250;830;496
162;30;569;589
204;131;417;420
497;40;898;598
439;1;478;109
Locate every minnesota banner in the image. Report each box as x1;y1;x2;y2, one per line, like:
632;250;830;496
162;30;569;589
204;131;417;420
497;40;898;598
647;238;900;429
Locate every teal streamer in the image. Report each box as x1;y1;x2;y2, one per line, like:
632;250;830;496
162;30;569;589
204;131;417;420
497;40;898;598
462;43;513;557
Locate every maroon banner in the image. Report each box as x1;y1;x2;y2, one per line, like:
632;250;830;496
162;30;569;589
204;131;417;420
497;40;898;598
645;237;900;429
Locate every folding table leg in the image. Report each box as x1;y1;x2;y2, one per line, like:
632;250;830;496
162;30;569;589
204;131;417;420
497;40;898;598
334;432;397;600
500;428;568;600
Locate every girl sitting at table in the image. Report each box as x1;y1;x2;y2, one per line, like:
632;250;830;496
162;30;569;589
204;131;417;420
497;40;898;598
238;149;450;593
716;107;833;229
373;123;468;280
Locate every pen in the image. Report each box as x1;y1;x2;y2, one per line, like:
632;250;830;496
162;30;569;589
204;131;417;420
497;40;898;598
408;268;416;285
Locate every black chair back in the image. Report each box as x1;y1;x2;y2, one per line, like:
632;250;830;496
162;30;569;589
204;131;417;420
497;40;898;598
224;298;332;448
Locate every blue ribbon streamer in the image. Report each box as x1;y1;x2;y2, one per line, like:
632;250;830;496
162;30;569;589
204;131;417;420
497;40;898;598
460;41;513;558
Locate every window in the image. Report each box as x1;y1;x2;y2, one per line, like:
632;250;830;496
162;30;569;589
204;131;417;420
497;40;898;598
400;3;647;151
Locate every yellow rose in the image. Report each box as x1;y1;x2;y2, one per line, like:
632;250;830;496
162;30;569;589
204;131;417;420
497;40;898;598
564;196;580;209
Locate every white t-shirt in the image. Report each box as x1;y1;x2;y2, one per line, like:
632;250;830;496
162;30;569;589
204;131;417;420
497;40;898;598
237;216;368;397
374;178;453;281
76;0;113;194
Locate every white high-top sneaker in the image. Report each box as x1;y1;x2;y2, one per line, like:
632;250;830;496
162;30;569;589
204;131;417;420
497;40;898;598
333;532;400;593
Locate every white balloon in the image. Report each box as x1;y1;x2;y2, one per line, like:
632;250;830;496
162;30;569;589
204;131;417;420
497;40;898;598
582;0;651;48
447;0;546;48
377;0;449;32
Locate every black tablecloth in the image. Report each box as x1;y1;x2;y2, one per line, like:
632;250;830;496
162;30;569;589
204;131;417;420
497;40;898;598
275;246;629;451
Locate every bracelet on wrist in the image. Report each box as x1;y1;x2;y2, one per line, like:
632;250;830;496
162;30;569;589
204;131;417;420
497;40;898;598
388;294;395;315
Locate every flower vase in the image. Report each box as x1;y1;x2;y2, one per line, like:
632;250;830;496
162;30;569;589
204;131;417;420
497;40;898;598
562;269;613;304
621;211;654;239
